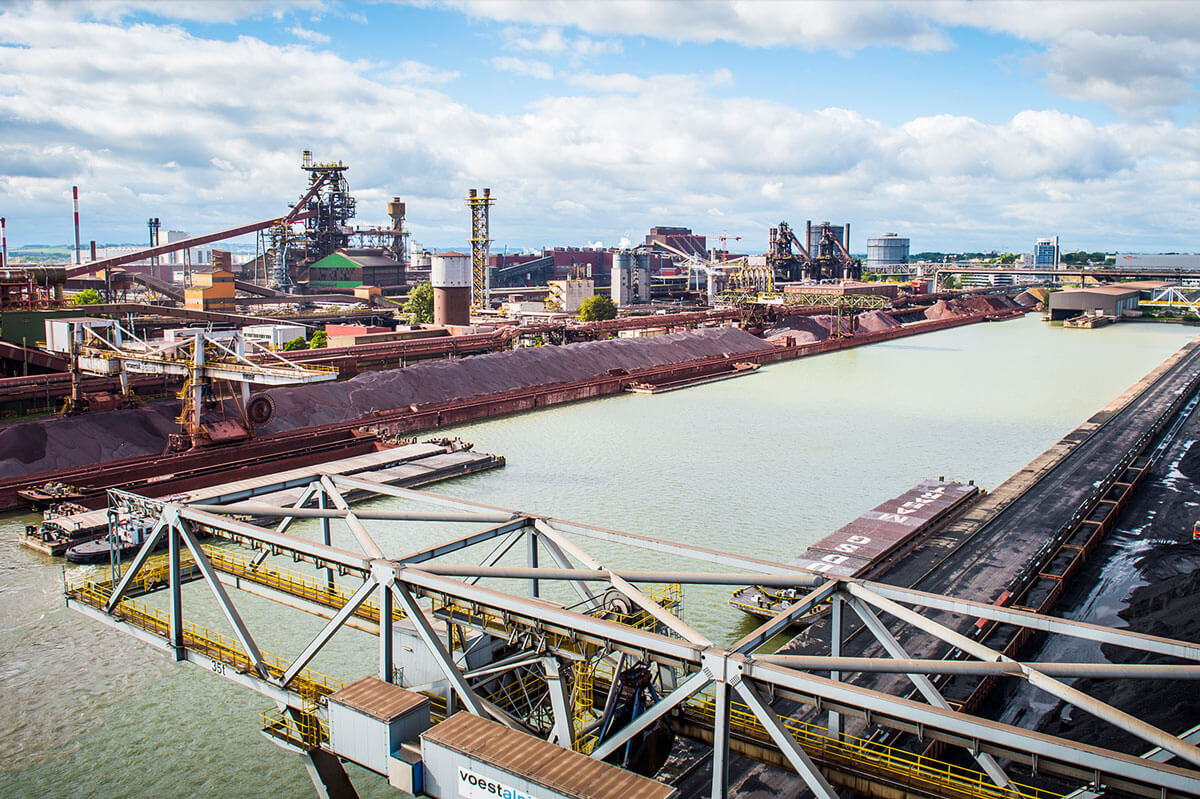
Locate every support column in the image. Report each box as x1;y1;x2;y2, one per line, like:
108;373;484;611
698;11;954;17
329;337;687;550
828;594;842;739
380;581;394;684
168;523;184;661
303;747;359;799
319;488;334;591
527;529;539;598
711;679;731;799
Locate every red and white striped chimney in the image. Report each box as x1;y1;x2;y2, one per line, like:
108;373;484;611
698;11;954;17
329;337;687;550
72;186;81;265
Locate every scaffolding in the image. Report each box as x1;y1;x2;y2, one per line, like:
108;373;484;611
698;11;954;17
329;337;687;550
467;188;494;309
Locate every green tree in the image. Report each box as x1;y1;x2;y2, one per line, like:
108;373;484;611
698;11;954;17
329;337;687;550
309;330;328;349
999;253;1018;264
73;288;102;305
943;275;960;290
281;335;308;351
577;294;617;321
404;282;434;323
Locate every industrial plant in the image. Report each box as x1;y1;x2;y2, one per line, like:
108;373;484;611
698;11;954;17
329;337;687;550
1;153;1198;799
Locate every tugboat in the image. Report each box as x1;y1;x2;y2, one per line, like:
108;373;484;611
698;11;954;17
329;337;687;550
66;511;160;564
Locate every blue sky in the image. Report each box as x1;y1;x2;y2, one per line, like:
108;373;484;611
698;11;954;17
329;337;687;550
2;1;1199;254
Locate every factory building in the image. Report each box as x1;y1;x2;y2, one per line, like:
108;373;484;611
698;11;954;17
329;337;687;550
612;250;651;306
1114;254;1200;270
866;233;909;270
1047;286;1141;321
183;268;235;312
309;248;405;290
645;226;706;258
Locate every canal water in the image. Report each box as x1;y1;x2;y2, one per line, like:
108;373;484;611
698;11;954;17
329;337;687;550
0;315;1195;798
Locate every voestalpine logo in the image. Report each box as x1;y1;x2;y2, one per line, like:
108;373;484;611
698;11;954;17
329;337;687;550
458;768;537;799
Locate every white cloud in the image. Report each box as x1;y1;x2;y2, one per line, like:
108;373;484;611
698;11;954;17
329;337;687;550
450;0;1200;114
383;60;460;85
1;3;1198;254
489;56;555;80
288;25;330;43
449;0;951;51
503;25;622;61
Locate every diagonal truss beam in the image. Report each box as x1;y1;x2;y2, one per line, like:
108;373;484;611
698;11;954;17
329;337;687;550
388;580;486;717
397;517;530;565
733;677;839;799
104;518;168;612
862;580;1200;662
175;516;268;678
846;582;1200;769
845;595;1011;789
281;576;378;688
464;529;526;587
319;475;384;559
533;529;601;609
535;520;712;646
274;482;319;536
590;669;712;761
755;655;1200;679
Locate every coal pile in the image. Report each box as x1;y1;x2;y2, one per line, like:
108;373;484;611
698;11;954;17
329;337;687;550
260;326;771;433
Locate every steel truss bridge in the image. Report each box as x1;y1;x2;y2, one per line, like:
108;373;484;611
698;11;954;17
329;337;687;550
65;474;1200;799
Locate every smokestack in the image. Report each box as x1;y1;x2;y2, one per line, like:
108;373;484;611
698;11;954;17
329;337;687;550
72;186;81;265
844;222;850;251
806;220;812;252
1;217;6;269
90;240;97;262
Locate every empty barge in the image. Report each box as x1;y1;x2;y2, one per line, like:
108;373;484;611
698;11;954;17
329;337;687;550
729;479;980;618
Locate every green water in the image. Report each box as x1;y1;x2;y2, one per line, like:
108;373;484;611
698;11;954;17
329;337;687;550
0;315;1195;798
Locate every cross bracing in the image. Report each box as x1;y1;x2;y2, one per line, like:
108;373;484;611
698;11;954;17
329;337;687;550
66;473;1200;799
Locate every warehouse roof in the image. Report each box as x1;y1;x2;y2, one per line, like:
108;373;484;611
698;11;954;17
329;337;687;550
422;712;677;799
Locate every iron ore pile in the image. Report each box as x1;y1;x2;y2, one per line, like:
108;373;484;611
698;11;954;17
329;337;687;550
763;296;1019;344
0;327;768;478
259;327;769;432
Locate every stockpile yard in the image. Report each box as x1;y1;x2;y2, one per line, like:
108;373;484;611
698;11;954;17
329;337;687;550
259;326;769;431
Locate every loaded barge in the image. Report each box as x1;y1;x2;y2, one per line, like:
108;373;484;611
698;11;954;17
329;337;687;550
729;479;980;618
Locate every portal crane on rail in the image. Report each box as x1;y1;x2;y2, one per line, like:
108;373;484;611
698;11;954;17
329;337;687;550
63;320;337;450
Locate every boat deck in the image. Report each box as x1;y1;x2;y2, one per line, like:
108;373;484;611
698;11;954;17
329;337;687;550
729;479;980;618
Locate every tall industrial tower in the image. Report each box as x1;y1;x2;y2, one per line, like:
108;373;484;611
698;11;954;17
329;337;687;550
466;188;493;309
300;150;356;264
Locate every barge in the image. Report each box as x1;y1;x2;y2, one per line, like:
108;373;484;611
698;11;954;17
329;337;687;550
729;479;980;619
626;361;759;394
22;438;504;557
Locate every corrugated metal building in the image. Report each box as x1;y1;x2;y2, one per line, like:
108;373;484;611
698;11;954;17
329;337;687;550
1047;286;1141;321
421;712;678;799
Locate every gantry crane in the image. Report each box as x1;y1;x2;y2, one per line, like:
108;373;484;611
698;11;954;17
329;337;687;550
64;321;337;450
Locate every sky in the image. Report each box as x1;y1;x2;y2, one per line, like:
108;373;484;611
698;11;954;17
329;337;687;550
1;0;1199;255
